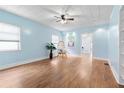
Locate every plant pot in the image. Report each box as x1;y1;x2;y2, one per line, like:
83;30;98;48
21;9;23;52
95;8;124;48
49;50;53;59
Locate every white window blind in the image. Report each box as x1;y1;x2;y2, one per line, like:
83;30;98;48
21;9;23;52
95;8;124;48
0;22;20;51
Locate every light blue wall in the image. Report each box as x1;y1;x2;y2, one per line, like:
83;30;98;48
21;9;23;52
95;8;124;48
108;6;121;82
62;24;109;59
0;10;61;68
93;27;109;59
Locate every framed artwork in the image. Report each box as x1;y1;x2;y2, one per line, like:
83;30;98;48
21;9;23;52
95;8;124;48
68;41;74;47
67;32;75;47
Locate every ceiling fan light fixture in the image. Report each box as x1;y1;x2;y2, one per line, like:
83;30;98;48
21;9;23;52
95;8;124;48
61;20;67;24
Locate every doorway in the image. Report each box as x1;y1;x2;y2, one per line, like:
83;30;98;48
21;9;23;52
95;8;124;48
81;33;92;56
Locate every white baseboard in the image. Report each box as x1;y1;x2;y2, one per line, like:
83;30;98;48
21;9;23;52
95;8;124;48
0;56;48;70
108;60;120;84
93;57;124;85
107;60;124;85
93;57;108;61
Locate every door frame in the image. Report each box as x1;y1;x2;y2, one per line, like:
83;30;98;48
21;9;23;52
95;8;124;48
80;33;93;56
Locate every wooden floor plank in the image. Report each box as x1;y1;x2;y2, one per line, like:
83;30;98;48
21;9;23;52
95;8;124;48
0;55;121;88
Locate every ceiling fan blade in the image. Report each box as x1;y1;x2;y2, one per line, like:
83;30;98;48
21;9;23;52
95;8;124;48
66;18;74;20
61;5;72;15
54;16;61;19
70;15;90;18
65;6;71;14
56;20;61;22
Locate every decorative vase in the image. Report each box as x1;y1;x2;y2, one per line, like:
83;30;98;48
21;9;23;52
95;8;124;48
49;50;53;59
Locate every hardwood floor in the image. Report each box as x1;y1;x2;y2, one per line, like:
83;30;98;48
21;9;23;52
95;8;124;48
0;55;120;88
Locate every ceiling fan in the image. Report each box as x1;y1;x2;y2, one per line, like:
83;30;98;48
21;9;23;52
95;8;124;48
53;6;75;24
43;6;89;24
54;14;74;24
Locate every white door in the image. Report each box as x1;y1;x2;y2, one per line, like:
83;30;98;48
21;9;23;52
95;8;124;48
81;34;92;55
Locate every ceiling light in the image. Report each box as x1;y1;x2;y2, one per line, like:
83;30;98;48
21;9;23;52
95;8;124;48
61;20;67;24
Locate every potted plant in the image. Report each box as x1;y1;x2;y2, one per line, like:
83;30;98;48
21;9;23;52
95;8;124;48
46;43;56;59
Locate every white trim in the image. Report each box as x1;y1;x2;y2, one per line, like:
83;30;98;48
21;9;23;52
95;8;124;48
108;60;120;84
80;33;93;56
93;57;108;61
0;56;48;70
108;60;124;85
93;57;124;85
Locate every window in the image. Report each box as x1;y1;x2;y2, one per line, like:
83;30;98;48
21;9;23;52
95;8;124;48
0;22;21;51
52;35;59;47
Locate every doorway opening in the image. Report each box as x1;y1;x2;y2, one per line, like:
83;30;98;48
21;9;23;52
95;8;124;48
81;33;93;57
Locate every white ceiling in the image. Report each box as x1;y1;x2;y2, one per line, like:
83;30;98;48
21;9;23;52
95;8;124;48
0;5;113;31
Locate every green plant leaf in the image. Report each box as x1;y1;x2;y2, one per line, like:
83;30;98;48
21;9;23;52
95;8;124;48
46;42;56;50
